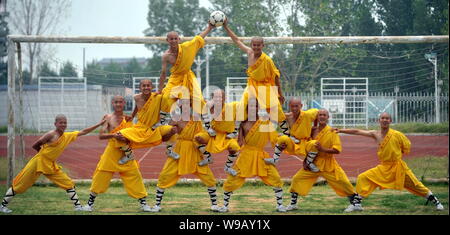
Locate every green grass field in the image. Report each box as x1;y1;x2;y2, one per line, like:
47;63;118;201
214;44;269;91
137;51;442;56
0;156;448;215
0;181;447;215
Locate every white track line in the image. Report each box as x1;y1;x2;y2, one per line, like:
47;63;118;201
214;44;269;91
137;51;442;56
290;155;304;162
138;147;154;164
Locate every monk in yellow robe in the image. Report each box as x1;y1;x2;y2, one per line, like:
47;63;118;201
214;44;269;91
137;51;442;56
218;98;287;213
223;19;298;143
193;89;240;175
338;112;444;212
117;80;178;165
286;109;356;211
81;96;175;212
152;23;216;131
148;105;219;212
269;98;320;172
0;115;105;214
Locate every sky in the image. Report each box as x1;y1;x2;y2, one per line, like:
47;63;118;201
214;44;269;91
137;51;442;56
50;0;213;76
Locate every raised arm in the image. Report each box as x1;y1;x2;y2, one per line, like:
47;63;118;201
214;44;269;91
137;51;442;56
78;118;106;137
337;129;376;139
127;105;138;121
198;23;215;39
274;76;285;104
158;54;168;93
223;19;252;54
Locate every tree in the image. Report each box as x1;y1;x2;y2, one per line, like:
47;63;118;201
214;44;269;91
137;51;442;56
38;61;58;77
144;0;209;55
141;0;448;94
84;60;106;86
59;61;78;77
7;0;71;84
0;2;8;85
373;0;449;93
274;0;383;92
124;57;143;75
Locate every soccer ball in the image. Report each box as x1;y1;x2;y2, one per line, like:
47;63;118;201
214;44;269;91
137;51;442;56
209;11;226;27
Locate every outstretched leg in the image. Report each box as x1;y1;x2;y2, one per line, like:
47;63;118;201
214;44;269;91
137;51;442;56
66;188;83;211
0;188;15;213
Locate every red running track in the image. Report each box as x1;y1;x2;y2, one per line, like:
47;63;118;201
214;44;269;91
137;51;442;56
0;135;448;180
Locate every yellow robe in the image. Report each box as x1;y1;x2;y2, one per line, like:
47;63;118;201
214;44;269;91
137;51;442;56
278;108;319;157
313;125;342;172
96;119;139;172
174;121;209;175
12;131;79;193
161;35;206;114
357;129;424;194
33;131;79;174
240;52;285;122
119;93;166;149
200;102;240;153
90;118;147;198
289;125;355;197
223;120;282;192
235;120;279;177
157;120;216;189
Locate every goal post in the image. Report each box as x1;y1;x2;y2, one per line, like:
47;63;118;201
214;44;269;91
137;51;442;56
5;35;449;187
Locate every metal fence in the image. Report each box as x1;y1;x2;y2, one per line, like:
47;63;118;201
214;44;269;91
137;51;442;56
1;87;447;130
284;91;448;126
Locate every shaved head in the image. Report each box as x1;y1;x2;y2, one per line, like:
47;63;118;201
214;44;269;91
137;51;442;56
251;36;264;44
112;95;125;102
140;79;152;87
289;97;302;106
55;114;67;122
318;109;329;116
213;89;225;98
317;109;330;125
379;112;392;120
166;31;179;38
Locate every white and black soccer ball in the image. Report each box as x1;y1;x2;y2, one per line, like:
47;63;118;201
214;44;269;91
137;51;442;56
209;11;226;27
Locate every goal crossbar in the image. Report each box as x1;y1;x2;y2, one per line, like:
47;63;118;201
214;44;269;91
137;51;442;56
7;35;449;44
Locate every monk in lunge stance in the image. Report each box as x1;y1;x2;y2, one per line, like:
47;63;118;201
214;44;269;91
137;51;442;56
116;80;179;165
193;89;241;174
223;19;297;145
149;101;220;212
270;98;321;172
81;95;176;212
218;98;287;213
0;115;105;214
338;112;444;212
153;23;217;138
285;109;357;212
